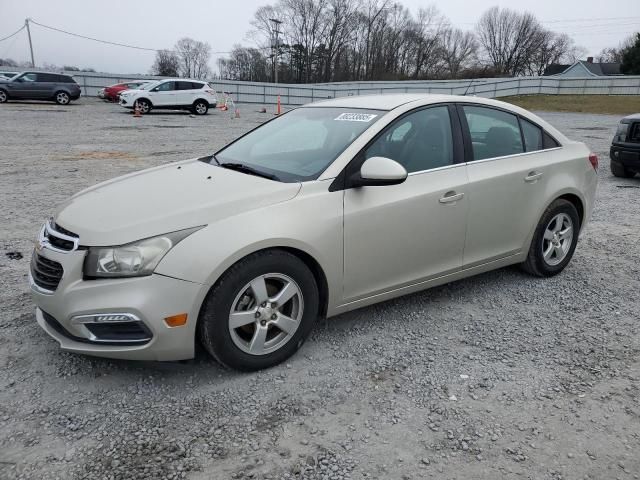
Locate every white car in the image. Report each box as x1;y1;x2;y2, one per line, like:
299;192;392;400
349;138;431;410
119;79;217;115
30;94;597;370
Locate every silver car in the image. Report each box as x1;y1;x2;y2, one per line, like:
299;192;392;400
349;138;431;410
30;94;598;370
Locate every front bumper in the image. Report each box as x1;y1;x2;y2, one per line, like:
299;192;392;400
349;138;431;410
30;246;206;361
610;144;640;171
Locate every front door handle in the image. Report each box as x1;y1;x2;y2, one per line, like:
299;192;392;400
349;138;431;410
439;191;464;204
524;171;543;183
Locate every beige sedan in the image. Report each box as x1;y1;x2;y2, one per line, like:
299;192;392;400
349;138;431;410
30;94;598;370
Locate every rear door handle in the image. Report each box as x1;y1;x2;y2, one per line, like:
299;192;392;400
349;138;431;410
439;191;464;204
524;171;543;183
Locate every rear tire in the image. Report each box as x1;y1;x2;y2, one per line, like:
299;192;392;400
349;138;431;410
0;89;7;103
54;91;70;105
192;100;209;115
198;250;319;371
611;160;635;178
521;199;580;277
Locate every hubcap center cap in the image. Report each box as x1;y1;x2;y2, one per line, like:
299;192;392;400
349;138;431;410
257;303;276;321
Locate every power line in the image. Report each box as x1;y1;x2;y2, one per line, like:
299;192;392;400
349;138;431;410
29;19;159;52
0;25;25;43
26;19;249;55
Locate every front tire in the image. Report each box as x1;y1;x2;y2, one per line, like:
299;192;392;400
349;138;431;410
192;100;209;115
0;89;8;103
134;98;151;114
54;91;70;105
521;199;580;277
611;160;635;178
199;250;319;371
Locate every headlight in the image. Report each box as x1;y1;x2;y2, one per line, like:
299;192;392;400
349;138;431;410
84;227;202;278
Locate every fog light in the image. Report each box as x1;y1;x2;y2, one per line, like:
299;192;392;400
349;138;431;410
71;313;140;324
164;313;188;328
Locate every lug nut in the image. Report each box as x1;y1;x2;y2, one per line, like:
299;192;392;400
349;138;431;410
261;302;267;307
255;312;261;318
260;320;267;326
271;314;277;320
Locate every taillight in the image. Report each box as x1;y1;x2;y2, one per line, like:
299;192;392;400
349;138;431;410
589;153;598;170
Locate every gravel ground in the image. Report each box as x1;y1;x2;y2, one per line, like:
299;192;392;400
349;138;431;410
0;99;639;480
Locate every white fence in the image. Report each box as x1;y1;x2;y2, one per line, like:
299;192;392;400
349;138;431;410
2;66;640;103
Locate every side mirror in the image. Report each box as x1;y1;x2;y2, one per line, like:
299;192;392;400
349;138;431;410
350;156;407;188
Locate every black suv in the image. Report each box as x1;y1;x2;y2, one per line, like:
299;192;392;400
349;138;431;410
610;114;640;178
0;71;81;105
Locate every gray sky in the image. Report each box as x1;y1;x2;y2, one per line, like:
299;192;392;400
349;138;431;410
1;0;638;74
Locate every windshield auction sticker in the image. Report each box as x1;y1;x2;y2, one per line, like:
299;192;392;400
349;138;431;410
334;113;378;122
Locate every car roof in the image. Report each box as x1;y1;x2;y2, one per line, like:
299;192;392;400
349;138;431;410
307;93;525;112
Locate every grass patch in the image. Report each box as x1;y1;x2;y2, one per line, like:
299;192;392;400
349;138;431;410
500;95;640;115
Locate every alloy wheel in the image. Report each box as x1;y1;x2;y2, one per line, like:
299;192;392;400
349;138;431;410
542;213;573;266
135;100;149;113
195;102;207;114
0;90;7;103
56;92;69;105
228;273;304;356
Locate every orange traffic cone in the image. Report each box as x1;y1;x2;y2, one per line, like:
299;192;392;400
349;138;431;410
276;95;281;115
133;103;142;117
235;108;240;118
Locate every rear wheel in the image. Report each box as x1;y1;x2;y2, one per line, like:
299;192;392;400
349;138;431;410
192;100;209;115
0;89;7;103
199;250;319;371
521;199;580;277
611;160;635;178
54;91;70;105
134;98;151;114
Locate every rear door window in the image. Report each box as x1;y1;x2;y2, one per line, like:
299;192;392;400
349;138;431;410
520;118;543;152
463;106;524;160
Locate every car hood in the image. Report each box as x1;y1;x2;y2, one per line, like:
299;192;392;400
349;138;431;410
54;158;301;246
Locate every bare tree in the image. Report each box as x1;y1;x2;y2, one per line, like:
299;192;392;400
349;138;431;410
174;38;212;79
440;28;477;78
476;7;546;76
151;49;180;77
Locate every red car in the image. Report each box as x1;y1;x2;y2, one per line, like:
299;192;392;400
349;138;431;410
103;81;151;102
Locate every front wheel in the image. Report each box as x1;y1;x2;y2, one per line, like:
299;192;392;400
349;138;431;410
54;91;70;105
134;98;151;114
0;89;8;103
199;250;319;371
192;100;209;115
521;199;580;277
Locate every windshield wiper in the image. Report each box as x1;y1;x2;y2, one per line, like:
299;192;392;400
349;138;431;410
219;162;279;181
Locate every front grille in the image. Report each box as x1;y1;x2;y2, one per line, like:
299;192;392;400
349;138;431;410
31;252;63;291
43;221;79;252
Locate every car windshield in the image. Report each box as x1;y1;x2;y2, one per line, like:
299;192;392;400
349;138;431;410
138;81;159;90
213;107;384;182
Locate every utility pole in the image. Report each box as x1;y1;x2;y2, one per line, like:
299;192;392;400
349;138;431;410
25;18;35;67
269;18;282;84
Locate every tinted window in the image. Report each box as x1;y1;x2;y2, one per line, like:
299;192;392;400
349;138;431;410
155;81;175;91
36;73;56;82
365;106;454;173
191;82;204;89
176;81;193;90
463;106;524;160
520;118;543;152
543;131;560;149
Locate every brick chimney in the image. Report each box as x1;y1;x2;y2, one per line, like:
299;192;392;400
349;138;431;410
587;56;594;63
